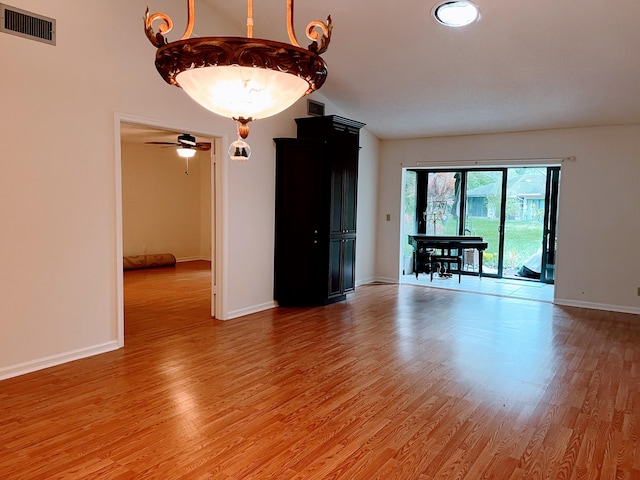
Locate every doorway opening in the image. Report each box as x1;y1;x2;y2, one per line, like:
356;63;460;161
402;166;560;295
116;117;222;345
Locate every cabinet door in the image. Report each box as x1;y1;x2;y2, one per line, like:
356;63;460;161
342;237;356;293
329;166;344;235
342;151;358;233
328;237;356;297
328;238;343;297
274;139;329;304
329;143;359;235
276;140;328;234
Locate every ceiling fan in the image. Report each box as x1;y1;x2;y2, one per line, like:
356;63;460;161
145;133;211;175
145;133;211;155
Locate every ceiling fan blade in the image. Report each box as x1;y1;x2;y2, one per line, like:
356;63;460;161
195;143;212;151
145;141;181;146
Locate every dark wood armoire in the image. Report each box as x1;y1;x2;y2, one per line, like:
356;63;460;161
274;115;365;306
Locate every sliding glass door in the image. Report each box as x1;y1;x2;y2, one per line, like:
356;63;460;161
408;166;560;283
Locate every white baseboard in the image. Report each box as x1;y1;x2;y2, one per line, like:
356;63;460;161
226;301;277;320
355;276;378;287
554;298;640;316
369;276;400;284
176;256;205;262
0;341;120;381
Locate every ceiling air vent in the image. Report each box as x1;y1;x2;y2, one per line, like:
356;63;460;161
0;3;55;45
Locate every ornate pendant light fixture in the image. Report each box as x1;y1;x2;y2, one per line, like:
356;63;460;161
144;0;332;160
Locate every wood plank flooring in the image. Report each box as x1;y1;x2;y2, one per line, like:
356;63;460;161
1;260;639;479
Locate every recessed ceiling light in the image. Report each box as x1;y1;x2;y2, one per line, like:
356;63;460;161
433;1;480;27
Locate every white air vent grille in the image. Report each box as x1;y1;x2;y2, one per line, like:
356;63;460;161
0;3;55;45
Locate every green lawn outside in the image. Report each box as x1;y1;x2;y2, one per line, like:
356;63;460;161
443;217;543;268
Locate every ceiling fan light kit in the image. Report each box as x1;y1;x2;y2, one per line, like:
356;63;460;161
145;132;211;174
176;147;197;159
145;133;211;152
144;0;333;161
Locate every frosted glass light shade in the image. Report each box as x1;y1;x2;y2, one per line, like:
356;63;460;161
177;147;197;158
176;66;310;120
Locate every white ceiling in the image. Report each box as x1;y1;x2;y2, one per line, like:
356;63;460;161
198;0;640;140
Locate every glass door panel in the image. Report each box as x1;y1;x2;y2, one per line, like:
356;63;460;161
463;170;504;276
503;167;547;279
425;171;461;235
402;170;418;275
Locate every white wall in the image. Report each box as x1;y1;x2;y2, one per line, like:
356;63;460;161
121;143;210;261
354;127;380;285
0;1;381;378
377;125;640;314
0;1;236;378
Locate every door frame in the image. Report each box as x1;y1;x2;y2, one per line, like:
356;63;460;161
540;167;560;283
114;113;227;347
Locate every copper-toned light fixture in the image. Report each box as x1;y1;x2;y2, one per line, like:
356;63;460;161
144;0;332;160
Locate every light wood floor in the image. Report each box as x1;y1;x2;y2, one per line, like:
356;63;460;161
1;261;639;479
